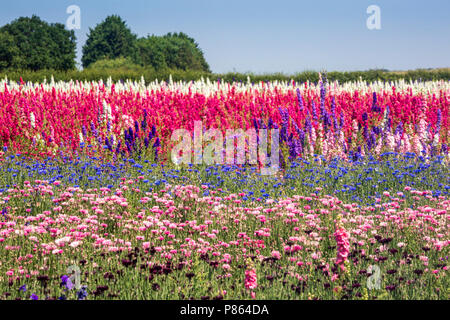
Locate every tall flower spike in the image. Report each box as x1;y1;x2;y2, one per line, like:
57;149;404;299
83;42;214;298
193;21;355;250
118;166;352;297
296;88;303;111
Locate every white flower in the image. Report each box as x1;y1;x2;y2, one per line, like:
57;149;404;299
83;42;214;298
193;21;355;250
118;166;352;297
30;112;36;129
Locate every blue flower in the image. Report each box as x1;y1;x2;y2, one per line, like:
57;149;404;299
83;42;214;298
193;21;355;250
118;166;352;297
77;286;88;300
30;293;38;300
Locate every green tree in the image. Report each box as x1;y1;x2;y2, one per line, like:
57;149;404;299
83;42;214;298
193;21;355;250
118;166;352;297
0;15;76;71
82;15;137;68
134;36;167;70
0;31;19;70
163;32;210;72
134;32;210;72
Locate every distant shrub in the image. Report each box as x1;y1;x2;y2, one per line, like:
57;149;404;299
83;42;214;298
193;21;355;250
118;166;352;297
0;68;449;84
87;57;145;72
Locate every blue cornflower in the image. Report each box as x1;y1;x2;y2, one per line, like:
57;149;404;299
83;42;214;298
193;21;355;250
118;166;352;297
30;293;39;300
77;286;88;300
19;284;27;292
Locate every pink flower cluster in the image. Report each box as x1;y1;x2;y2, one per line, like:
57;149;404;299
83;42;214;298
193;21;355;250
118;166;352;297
245;268;258;290
334;225;350;271
0;180;448;290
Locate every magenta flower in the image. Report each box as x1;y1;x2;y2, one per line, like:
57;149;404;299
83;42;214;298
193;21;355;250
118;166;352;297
245;268;257;290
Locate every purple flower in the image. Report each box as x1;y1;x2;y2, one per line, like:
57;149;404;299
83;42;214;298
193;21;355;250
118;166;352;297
134;120;140;133
19;284;27;292
128;127;134;141
362;112;368;123
141;119;147;132
311;102;317;121
305;115;312;137
395;122;403;136
126;140;132;154
442;143;448;154
436;109;442;133
371;92;381;112
30;293;38;300
253;118;259;131
105;137;111;151
90;121;97;137
153;137;160;149
296;88;303;111
61;275;74;290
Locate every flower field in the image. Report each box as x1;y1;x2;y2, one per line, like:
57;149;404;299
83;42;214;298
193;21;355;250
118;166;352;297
0;76;448;300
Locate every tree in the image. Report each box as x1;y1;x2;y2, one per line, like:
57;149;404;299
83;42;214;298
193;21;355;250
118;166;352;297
133;32;210;72
134;36;167;70
0;15;76;71
82;15;137;68
0;32;19;70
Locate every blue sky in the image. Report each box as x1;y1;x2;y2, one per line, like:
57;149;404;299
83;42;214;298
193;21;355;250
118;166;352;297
1;0;449;73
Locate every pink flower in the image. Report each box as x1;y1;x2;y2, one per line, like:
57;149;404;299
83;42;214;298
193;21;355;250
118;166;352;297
271;250;281;260
69;241;81;248
245;268;257;290
142;242;150;249
334;225;350;271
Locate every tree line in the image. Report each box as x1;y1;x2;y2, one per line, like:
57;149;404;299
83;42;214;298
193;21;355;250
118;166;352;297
0;15;210;72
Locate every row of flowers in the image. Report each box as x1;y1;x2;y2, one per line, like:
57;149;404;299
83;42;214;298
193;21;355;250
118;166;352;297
0;77;448;162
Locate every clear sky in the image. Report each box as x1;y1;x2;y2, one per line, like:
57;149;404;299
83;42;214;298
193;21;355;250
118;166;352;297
1;0;449;73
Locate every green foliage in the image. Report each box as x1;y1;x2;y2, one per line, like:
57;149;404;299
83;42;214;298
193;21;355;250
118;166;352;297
1;68;450;84
0;31;19;70
82;15;137;68
134;36;168;71
87;57;145;72
134;32;210;72
0;15;76;71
